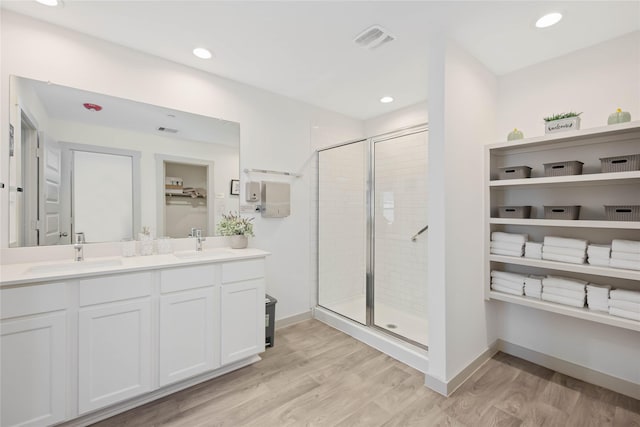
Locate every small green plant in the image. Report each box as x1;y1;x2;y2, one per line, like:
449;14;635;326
543;112;582;122
217;212;255;237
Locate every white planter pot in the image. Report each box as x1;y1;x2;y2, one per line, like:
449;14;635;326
545;116;581;134
229;235;248;249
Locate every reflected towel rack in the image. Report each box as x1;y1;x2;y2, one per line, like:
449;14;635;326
411;225;428;241
244;168;302;178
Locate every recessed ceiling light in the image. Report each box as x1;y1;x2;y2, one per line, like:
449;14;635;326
536;12;562;28
193;47;212;59
380;96;394;104
36;0;59;6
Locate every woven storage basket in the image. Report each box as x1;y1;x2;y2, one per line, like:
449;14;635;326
604;205;640;221
543;161;583;177
498;166;532;180
498;206;532;219
600;154;640;173
544;205;581;220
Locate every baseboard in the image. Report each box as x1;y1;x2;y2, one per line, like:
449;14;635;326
275;310;312;329
424;342;499;397
497;339;640;400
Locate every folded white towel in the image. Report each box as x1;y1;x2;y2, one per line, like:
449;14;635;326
525;289;542;299
609;307;640;321
524;242;543;260
491;284;524;296
524;275;544;284
490;248;524;257
543;286;586;300
542;252;586;265
609;258;640;271
611;251;640;262
611;239;640;254
543;245;587;257
490;241;525;252
587;244;611;257
587;303;609;313
587;257;610;267
608;299;640;312
544;276;587;290
524;252;543;260
586;284;611;295
491;270;528;283
525;242;543;251
542;293;586;308
491;232;528;244
609;289;640;303
543;236;588;250
491;278;525;291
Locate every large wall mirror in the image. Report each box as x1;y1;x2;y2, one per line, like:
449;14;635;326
7;76;240;248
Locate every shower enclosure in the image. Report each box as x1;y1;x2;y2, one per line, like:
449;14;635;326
318;126;428;347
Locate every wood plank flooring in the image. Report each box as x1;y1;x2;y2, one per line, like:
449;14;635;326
93;319;640;427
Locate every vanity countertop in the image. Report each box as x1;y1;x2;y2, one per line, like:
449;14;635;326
0;248;270;287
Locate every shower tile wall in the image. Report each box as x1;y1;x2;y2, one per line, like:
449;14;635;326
318;142;366;312
374;132;428;319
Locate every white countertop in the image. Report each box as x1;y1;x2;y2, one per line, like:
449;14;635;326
0;247;270;287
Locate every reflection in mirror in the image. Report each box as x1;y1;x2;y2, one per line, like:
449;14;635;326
7;76;240;248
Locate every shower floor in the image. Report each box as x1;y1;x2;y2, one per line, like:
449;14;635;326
323;295;428;347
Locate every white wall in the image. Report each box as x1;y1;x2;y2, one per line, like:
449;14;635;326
490;31;640;384
364;102;428;137
0;11;364;321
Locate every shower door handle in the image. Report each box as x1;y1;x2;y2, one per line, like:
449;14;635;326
411;225;428;241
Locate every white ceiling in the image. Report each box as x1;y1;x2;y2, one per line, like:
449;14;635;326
3;1;639;120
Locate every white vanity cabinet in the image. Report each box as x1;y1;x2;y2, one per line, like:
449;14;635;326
220;259;266;365
158;264;220;387
77;272;153;414
1;283;68;427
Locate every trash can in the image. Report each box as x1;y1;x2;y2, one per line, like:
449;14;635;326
265;294;277;347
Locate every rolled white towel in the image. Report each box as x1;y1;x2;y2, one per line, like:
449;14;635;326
542;293;586;308
491;232;528;244
491;270;528;283
491;278;525;291
543;245;587;257
608;299;640;312
587;244;611;258
490;248;524;257
525;242;543;252
544;276;587;290
491;284;524;296
524;289;542;299
611;251;640;262
611;239;640;254
587;257;610;267
609;289;640;303
588;303;609;313
542;252;586;265
524;252;543;260
542;286;586;300
490;241;525;252
543;236;588;250
609;307;640;321
609;258;640;271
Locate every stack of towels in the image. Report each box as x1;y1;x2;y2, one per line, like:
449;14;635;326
610;240;640;271
541;275;586;308
524;275;544;299
490;232;528;257
542;236;588;265
524;242;543;260
490;270;527;296
586;283;611;312
587;244;611;267
608;289;640;321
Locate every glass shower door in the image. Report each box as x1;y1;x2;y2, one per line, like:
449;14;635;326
373;130;428;346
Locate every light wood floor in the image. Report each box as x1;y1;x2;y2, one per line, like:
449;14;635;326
93;319;640;427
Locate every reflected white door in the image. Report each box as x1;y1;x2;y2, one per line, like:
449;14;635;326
40;134;63;245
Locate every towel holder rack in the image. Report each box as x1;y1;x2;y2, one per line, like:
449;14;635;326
243;168;302;178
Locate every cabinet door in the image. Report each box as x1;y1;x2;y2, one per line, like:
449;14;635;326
1;313;67;427
220;278;265;365
159;287;219;386
78;299;152;414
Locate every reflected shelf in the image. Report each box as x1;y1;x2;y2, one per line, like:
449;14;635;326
489;218;640;229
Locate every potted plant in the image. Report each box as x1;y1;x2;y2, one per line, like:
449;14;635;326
217;212;254;249
543;111;582;134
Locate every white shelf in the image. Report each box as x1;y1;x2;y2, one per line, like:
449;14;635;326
490;171;640;188
489;218;640;229
489;255;640;281
488;291;640;332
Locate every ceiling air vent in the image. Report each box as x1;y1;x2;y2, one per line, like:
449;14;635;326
157;126;178;133
354;25;395;50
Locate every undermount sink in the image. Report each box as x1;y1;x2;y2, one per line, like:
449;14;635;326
172;249;233;259
26;258;123;274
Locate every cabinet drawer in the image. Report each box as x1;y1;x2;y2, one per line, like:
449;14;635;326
1;282;67;319
160;264;218;293
79;272;152;306
222;259;265;283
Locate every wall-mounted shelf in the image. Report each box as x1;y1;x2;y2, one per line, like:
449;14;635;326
489;170;640;188
489;218;640;230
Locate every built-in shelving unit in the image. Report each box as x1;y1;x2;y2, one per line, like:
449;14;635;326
485;121;640;330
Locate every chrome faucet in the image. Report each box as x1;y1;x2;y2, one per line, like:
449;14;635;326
74;232;85;261
195;229;206;251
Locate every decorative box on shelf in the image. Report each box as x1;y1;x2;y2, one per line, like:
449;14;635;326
545;116;581;134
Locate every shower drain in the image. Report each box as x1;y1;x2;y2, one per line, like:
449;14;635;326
386;324;398;329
